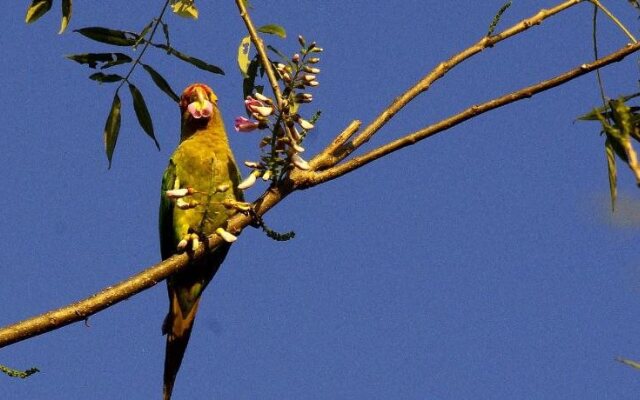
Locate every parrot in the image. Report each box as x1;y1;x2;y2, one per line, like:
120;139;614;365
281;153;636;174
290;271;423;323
159;83;243;400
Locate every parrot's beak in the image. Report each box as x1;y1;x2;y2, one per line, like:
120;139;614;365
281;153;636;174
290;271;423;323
187;87;214;119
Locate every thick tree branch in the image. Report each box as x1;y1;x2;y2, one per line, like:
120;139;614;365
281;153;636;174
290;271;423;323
1;0;637;349
0;184;291;348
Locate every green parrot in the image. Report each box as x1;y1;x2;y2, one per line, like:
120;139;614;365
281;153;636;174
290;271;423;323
159;83;243;400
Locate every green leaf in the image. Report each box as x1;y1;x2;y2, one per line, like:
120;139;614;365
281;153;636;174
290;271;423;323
134;20;154;49
75;27;138;46
238;36;251;77
104;92;122;168
0;364;39;379
576;92;640;121
161;21;171;47
258;24;286;39
617;357;640;370
128;83;160;150
67;53;132;69
59;0;72;34
89;72;125;83
141;63;179;103
487;1;512;36
266;45;287;60
171;0;199;19
157;44;224;75
242;57;260;100
25;0;52;24
605;138;618;211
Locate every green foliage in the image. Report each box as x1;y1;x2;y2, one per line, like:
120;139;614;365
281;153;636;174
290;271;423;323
170;0;198;19
617;357;640;370
25;0;52;24
257;24;287;39
67;53;132;69
89;72;125;83
0;364;39;379
487;0;512;36
580;98;640;211
238;36;252;77
75;27;138;46
104;92;122;169
141;63;180;103
128;83;160;150
59;0;71;33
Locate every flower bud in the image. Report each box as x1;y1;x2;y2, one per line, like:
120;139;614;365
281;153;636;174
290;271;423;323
291;153;310;170
308;57;320;64
237;170;260;190
303;74;317;82
307;80;319;87
262;169;272;181
292;53;300;63
253;92;272;103
298;35;306;47
244;161;260;168
297;117;314;130
234;116;259;132
303;66;320;74
216;227;238;243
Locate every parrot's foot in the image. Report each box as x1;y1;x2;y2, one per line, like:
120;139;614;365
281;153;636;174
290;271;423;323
177;233;201;253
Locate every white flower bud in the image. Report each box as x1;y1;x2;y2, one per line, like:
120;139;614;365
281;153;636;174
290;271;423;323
238;170;259;190
292;142;305;153
297;118;314;130
308;80;319;87
304;66;320;74
166;188;190;199
177;239;188;251
244;161;260;168
291;153;310;170
216;227;237;243
303;74;316;82
254;92;271;103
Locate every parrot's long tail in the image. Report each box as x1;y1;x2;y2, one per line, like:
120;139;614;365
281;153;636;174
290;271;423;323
162;292;201;400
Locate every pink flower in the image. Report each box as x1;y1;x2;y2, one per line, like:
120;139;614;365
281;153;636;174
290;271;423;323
234;116;259;132
187;100;213;119
245;96;273;117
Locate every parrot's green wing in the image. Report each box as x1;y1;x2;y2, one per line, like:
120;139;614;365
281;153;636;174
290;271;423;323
159;159;177;261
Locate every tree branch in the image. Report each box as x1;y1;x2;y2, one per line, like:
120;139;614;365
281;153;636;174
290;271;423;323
1;0;637;349
294;42;640;187
312;0;585;170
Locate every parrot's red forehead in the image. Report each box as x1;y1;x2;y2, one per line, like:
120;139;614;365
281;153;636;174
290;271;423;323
180;83;217;108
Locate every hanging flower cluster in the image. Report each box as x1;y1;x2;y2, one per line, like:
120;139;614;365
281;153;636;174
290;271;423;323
234;35;323;190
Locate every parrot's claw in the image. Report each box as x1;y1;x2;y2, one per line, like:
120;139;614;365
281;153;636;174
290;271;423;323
177;233;201;252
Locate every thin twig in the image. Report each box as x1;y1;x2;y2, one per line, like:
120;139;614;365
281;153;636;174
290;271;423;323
590;0;637;43
318;0;585;168
116;0;172;91
295;42;640;187
235;0;284;109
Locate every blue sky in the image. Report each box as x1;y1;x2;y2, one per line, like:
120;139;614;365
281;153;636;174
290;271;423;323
2;1;640;399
